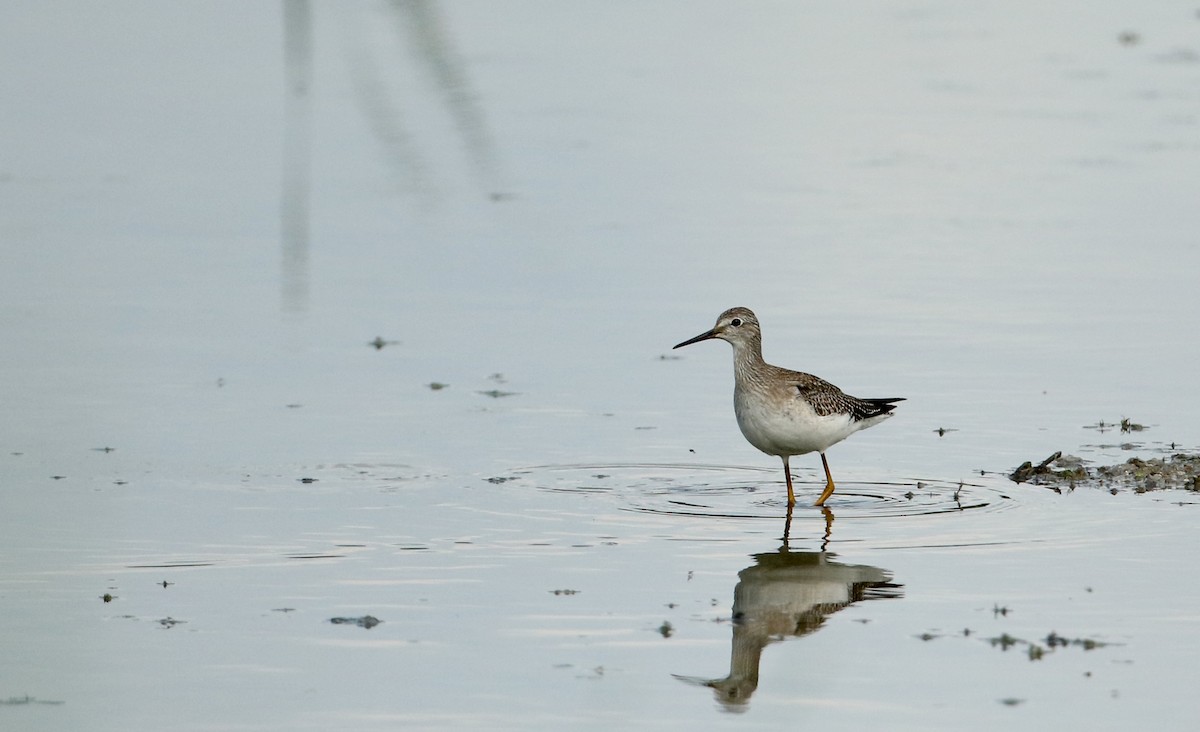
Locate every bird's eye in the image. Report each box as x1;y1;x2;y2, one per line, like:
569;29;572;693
730;318;743;327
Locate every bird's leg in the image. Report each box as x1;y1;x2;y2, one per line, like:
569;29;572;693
814;453;836;506
782;456;796;507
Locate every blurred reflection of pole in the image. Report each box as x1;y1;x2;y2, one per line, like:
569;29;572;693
281;0;312;314
346;1;497;196
391;0;495;182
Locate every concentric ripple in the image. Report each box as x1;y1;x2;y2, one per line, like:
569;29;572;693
517;462;1018;520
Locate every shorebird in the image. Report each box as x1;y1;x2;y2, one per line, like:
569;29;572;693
674;307;903;506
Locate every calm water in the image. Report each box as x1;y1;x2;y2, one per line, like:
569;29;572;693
3;2;1199;730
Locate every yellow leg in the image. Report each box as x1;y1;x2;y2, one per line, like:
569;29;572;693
782;456;796;507
820;505;834;550
814;453;836;506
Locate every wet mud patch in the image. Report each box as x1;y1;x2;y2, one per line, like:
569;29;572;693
1010;451;1200;493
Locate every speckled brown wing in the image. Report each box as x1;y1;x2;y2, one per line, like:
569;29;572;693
784;369;905;420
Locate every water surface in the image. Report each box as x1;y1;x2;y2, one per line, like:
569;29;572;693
2;2;1199;730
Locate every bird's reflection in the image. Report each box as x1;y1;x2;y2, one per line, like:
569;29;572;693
677;509;902;709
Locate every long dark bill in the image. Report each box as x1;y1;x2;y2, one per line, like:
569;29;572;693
673;329;718;349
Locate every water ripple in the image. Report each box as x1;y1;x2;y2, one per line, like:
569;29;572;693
520;463;1016;520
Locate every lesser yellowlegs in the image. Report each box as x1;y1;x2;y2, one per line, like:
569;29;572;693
674;307;903;506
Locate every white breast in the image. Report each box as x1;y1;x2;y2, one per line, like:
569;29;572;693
734;384;885;457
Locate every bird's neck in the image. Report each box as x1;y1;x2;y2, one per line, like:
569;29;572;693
731;338;767;382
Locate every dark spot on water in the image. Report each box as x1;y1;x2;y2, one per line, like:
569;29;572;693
330;615;381;629
550;589;580;596
990;633;1020;651
0;696;65;707
101;593;114;603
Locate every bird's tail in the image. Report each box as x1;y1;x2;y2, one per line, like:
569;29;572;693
856;397;905;419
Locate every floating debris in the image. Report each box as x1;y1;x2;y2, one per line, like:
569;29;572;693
330;615;381;629
368;337;399;350
428;382;449;390
550;589;580;596
478;389;517;398
989;633;1020;651
1086;417;1150;434
484;476;515;484
0;696;65;706
923;625;1113;663
1119;417;1146;433
657;621;674;638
